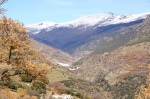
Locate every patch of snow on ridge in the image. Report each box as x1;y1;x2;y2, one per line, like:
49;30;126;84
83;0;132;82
26;21;57;34
27;21;57;29
110;12;150;25
65;12;115;27
58;63;70;67
27;12;150;34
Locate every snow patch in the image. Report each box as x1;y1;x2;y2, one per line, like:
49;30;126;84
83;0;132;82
69;67;79;71
58;63;70;67
27;12;150;34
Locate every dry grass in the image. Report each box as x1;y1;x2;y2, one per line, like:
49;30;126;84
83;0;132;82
0;88;37;99
48;70;69;82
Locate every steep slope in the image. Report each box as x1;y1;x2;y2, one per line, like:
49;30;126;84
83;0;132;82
70;15;150;99
31;39;74;65
74;42;150;82
27;12;150;58
74;15;150;82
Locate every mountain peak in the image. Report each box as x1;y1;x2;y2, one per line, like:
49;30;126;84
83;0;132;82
27;12;150;34
27;21;57;29
67;12;116;26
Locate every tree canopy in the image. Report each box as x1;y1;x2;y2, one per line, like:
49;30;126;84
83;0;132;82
0;16;50;83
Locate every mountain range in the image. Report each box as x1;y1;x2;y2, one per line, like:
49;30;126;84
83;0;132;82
16;12;150;99
27;12;150;33
70;15;150;98
27;12;150;61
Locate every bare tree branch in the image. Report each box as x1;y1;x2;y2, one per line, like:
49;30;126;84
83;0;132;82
0;0;7;5
0;8;5;14
0;0;7;14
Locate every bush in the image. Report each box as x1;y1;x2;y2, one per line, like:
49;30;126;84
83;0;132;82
14;70;21;75
5;81;24;90
20;74;33;83
114;75;147;99
64;89;84;98
61;80;75;87
65;89;75;95
31;81;46;94
73;60;83;66
127;35;150;46
75;92;83;98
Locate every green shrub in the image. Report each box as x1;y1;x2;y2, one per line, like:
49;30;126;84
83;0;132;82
127;35;150;46
31;81;46;94
14;70;21;75
5;81;24;90
75;92;83;98
72;60;83;66
114;75;147;99
65;89;83;98
65;89;75;95
61;80;75;87
20;74;32;83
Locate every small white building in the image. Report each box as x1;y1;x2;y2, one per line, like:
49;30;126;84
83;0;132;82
51;94;73;99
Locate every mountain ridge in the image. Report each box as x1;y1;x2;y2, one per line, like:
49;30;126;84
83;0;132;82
27;12;150;34
27;12;150;60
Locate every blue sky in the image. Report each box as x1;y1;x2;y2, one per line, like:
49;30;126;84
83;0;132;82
2;0;150;25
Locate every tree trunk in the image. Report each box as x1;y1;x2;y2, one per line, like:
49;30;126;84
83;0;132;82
8;46;12;64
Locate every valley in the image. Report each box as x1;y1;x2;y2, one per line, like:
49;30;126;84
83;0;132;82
26;13;150;98
27;12;150;57
0;11;150;99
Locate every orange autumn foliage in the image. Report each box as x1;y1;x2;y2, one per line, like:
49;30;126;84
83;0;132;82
0;16;50;83
134;82;150;99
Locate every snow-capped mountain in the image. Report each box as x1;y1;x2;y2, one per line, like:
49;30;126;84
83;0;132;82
27;12;150;34
27;21;57;34
28;12;150;57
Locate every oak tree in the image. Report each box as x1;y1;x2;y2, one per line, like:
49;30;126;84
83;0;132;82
0;16;49;83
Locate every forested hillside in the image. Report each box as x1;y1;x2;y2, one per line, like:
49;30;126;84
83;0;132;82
0;16;51;98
